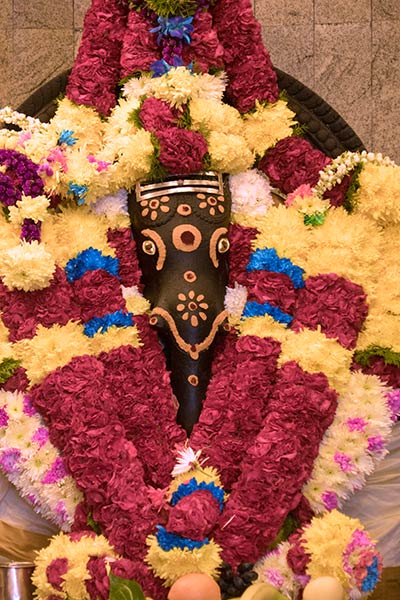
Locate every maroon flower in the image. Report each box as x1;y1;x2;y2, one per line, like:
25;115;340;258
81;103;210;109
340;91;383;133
182;11;224;73
166;490;221;541
352;357;400;389
107;228;143;289
66;0;129;114
86;557;110;600
287;531;311;575
324;173;352;207
291;274;368;349
46;558;69;591
0;267;80;342
246;270;297;313
259;137;331;195
139;98;178;132
120;8;160;77
1;367;29;393
228;223;260;287
157;128;208;174
71;270;125;322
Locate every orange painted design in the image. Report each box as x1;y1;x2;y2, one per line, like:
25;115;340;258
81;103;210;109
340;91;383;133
209;227;229;268
197;194;225;216
175;291;209;328
177;204;192;216
188;375;199;387
172;224;202;252
140;195;170;220
183;271;197;283
150;307;229;359
141;229;167;271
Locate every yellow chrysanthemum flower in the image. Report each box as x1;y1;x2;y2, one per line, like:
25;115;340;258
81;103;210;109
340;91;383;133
189;98;243;136
89;325;142;355
278;327;353;393
145;537;222;587
302;511;370;591
0;241;56;292
238;315;288;344
8;194;50;225
208;131;254;174
48;97;105;154
13;322;91;386
33;532;117;600
354;163;400;227
41;207;115;267
243;100;297;156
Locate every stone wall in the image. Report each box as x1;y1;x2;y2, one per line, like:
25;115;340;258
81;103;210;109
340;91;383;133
1;0;399;160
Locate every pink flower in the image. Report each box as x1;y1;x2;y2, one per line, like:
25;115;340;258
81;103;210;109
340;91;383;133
86;557;109;600
259;137;331;194
139;98;178;132
157;128;208;175
286;183;314;206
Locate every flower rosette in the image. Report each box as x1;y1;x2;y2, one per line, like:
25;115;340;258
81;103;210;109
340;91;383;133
146;462;225;587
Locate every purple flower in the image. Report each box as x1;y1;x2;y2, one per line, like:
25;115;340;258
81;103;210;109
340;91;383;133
334;451;356;473
0;408;9;427
55;501;69;525
347;417;367;432
32;427;49;447
264;568;285;588
21;219;41;242
0;448;21;474
367;436;385;453
386;388;400;421
23;395;37;417
322;491;338;511
41;457;68;484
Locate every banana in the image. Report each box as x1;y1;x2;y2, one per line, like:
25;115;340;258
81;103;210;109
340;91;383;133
238;582;284;600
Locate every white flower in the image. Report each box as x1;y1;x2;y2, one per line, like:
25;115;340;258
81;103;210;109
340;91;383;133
91;189;129;216
230;169;274;216
172;446;203;477
224;282;248;317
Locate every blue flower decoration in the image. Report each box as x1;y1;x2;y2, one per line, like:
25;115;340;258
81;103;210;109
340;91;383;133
67;182;88;206
242;301;293;326
361;556;380;593
151;56;185;77
171;478;225;512
65;248;120;283
156;526;208;551
83;310;134;338
151;16;194;45
246;248;305;289
58;130;78;147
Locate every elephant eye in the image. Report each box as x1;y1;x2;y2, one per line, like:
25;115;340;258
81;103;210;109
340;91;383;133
142;240;157;255
217;237;230;253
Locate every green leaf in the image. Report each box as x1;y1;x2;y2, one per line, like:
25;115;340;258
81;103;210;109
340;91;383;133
109;573;146;600
0;358;22;385
353;345;400;368
86;511;102;535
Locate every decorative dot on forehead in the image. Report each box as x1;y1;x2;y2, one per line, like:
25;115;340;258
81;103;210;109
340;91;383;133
177;204;192;216
183;271;197;283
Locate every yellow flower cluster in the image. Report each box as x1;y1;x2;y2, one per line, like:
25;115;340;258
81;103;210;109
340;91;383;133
8;194;50;225
32;532;117;600
302;510;369;592
242;100;297;157
354;163;400;227
0;241;56;292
